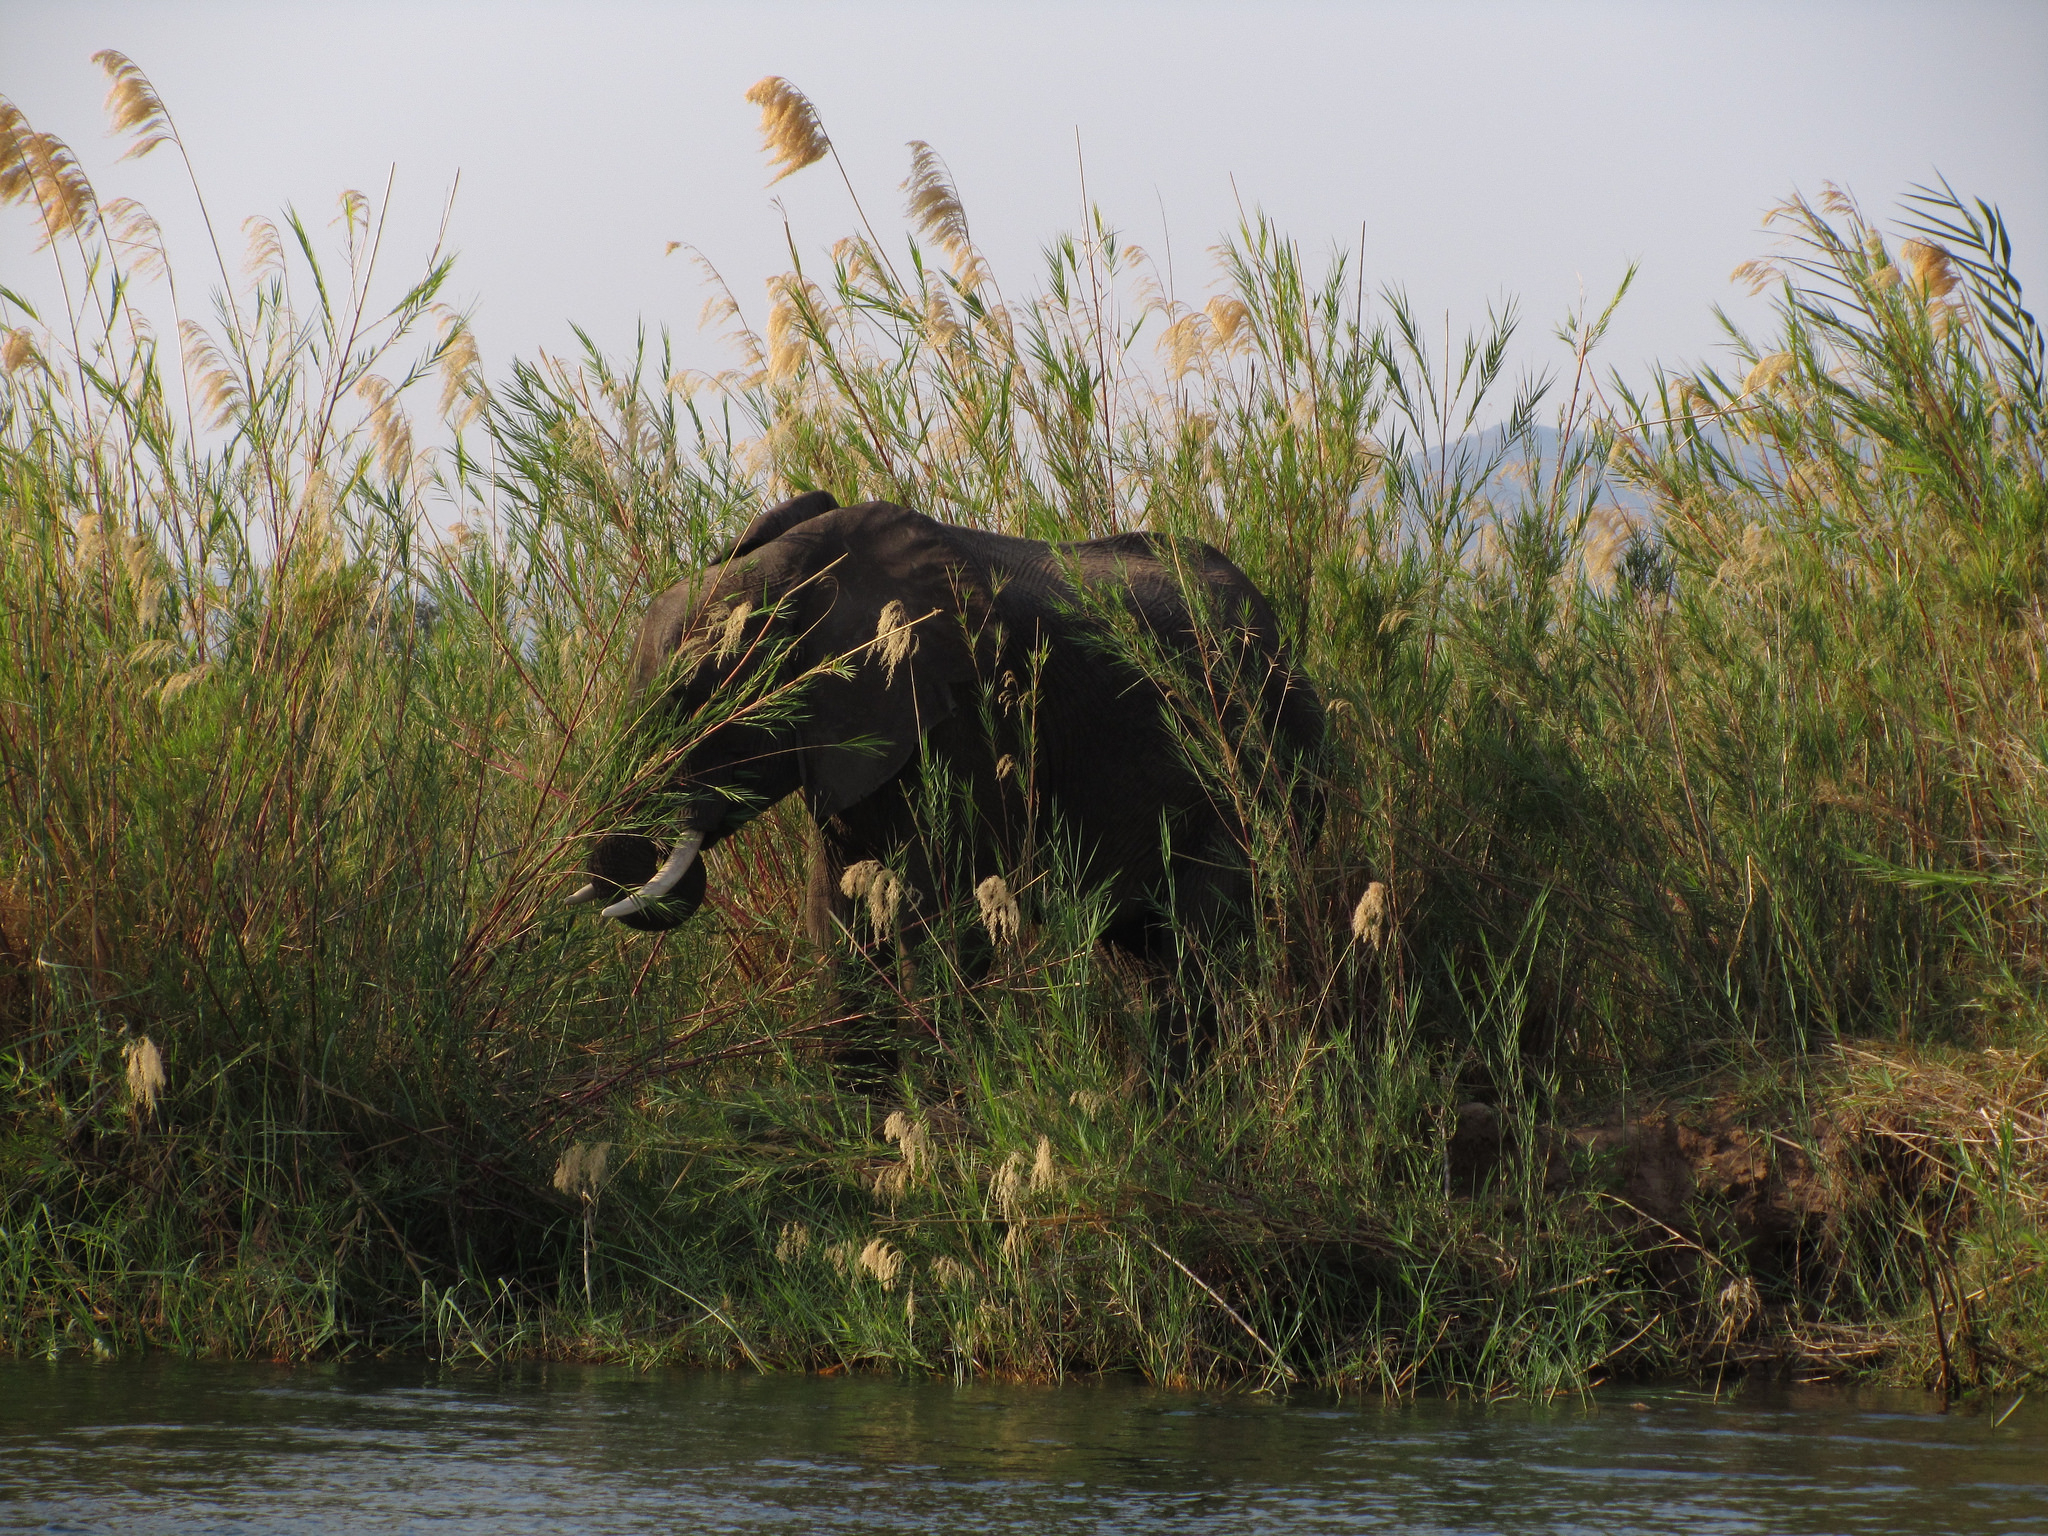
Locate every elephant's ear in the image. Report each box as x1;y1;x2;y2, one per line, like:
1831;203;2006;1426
781;502;990;819
716;489;840;562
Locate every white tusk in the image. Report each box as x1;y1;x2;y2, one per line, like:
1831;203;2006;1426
565;883;602;907
600;832;705;921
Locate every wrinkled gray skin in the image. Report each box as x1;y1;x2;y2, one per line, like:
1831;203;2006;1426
576;491;1324;1055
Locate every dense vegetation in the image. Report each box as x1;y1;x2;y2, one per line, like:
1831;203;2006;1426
3;62;2044;1396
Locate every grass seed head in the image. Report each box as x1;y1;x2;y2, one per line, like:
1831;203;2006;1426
882;1110;928;1176
1581;510;1635;596
158;664;209;709
1204;297;1252;353
841;860;903;937
1742;351;1795;396
774;1222;812;1264
744;77;830;185
872;599;917;685
929;1256;973;1291
92;51;174;160
552;1140;612;1199
1900;240;1959;301
0;103;99;249
1030;1135;1059;1193
975;875;1020;945
715;598;753;662
1350;881;1388;947
901;140;980;284
993;1149;1029;1222
241;216;284;285
857;1238;903;1288
178;321;244;429
435;311;485;428
1161;312;1209;380
123;1035;165;1113
2;328;39;373
355;375;415;482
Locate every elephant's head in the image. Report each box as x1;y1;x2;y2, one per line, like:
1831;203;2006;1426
568;491;988;930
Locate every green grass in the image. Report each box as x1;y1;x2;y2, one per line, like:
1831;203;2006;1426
2;72;2045;1395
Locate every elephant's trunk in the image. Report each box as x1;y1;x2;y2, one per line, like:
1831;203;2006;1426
597;831;705;922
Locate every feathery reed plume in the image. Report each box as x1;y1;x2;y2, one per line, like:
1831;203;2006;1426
872;600;917;685
1160;312;1209;380
881;1110;928;1175
1741;351;1795;397
1350;881;1388;947
158;664;210;709
102;198;167;282
1899;239;1959;301
92;51;174;160
823;1239;858;1275
1581;509;1633;596
1672;377;1713;419
841;860;905;937
1715;522;1778;590
920;290;962;352
123;1036;165;1113
1729;258;1783;297
1029;1134;1059;1193
830;234;889;293
123;534;165;626
857;1238;903;1288
1069;1088;1107;1120
1;328;37;373
178;321;245;429
993;1149;1031;1222
434;311;485;428
554;1141;613;1305
1713;1275;1761;1345
874;1111;929;1198
929;1256;973;1291
715;598;752;661
1205;296;1252;352
72;514;107;567
553;1140;612;1198
974;875;1020;945
763;275;832;381
774;1222;812;1263
901;140;985;287
0;100;99;248
240;216;284;284
355;375;414;480
744;77;830;184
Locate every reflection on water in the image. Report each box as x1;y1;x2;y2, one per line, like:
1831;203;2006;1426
1;1360;2044;1534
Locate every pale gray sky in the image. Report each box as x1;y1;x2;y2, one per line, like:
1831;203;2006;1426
5;0;2045;403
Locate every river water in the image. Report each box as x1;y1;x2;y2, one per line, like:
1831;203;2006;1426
1;1361;2043;1534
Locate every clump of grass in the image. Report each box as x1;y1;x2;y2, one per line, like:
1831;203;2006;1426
2;65;2045;1395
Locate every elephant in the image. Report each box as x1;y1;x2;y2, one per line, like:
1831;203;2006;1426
567;489;1325;1063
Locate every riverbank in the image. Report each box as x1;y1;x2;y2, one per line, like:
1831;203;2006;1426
4;73;2046;1394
